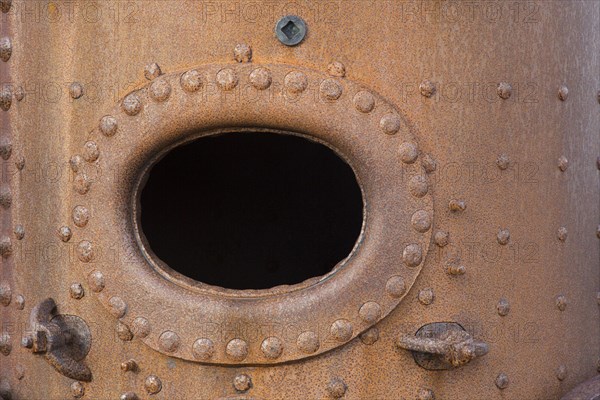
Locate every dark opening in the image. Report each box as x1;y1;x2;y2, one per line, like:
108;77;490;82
139;132;363;290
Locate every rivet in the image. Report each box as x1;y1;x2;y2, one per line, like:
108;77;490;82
402;244;423;267
233;373;252;392
0;84;12;111
497;154;510;170
216;68;239;91
72;206;90;228
296;331;320;354
0;37;11;62
495;373;509;389
327;378;347;399
144;375;162;394
149;79;171;102
192;338;215;360
353;91;375;113
399;142;419;164
596;156;600;170
0;236;12;258
434;230;449;247
76;240;93;262
13;224;24;240
558;86;569;101
385;276;406;298
359;327;379;345
327;61;346;77
330;319;353;342
69;82;84;99
556;364;567;381
99;115;118;137
557;226;568;241
73;173;91;195
180;70;203;92
497;298;510;316
418;288;435;305
158;330;180;353
226;338;249;361
69;155;83;173
116;321;133;341
15;155;25;170
597;291;600;306
380;113;401;135
0;139;11;160
284;71;308;94
0;187;11;209
131;317;151;338
558;156;569;171
411;210;432;233
556;295;567;311
13;86;24;102
83;141;99;162
120;359;138;372
409;175;428;198
358;301;381;323
58;226;72;242
275;15;307;46
21;335;33;349
14;294;24;310
0;0;11;13
419;80;436;98
446;263;466;275
144;63;162;80
597;90;600;104
120;392;138;400
70;283;84;300
497;229;510;245
0;332;11;355
261;336;283;359
233;43;252;63
320;78;343;100
122;93;142;116
417;388;435;400
449;199;466;212
597;224;600;239
70;381;84;398
421;153;437;173
108;296;127;318
87;271;105;293
497;82;512;99
15;364;25;380
249;67;272;90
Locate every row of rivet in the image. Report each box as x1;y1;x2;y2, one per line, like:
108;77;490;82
420;80;598;103
0;5;18;388
75;266;404;363
67;54;429;363
105;54;404;141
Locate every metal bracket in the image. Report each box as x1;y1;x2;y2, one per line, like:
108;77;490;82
22;298;92;382
396;322;489;370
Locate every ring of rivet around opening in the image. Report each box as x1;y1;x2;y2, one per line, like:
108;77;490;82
67;60;433;365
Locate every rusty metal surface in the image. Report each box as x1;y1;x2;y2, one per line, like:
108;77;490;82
561;375;600;400
0;0;599;399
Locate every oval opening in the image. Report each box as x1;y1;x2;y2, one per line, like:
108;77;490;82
139;132;363;290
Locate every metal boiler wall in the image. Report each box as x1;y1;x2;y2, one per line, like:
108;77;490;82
0;1;599;399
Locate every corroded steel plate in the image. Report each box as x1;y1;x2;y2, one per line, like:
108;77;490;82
68;63;433;364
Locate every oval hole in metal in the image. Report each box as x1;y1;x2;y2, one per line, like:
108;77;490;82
138;131;364;290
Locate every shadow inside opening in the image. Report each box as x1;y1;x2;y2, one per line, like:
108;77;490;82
140;132;363;290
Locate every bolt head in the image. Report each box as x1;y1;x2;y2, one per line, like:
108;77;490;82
275;15;307;46
21;334;33;349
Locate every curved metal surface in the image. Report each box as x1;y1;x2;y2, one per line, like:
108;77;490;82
0;0;598;399
69;62;432;364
